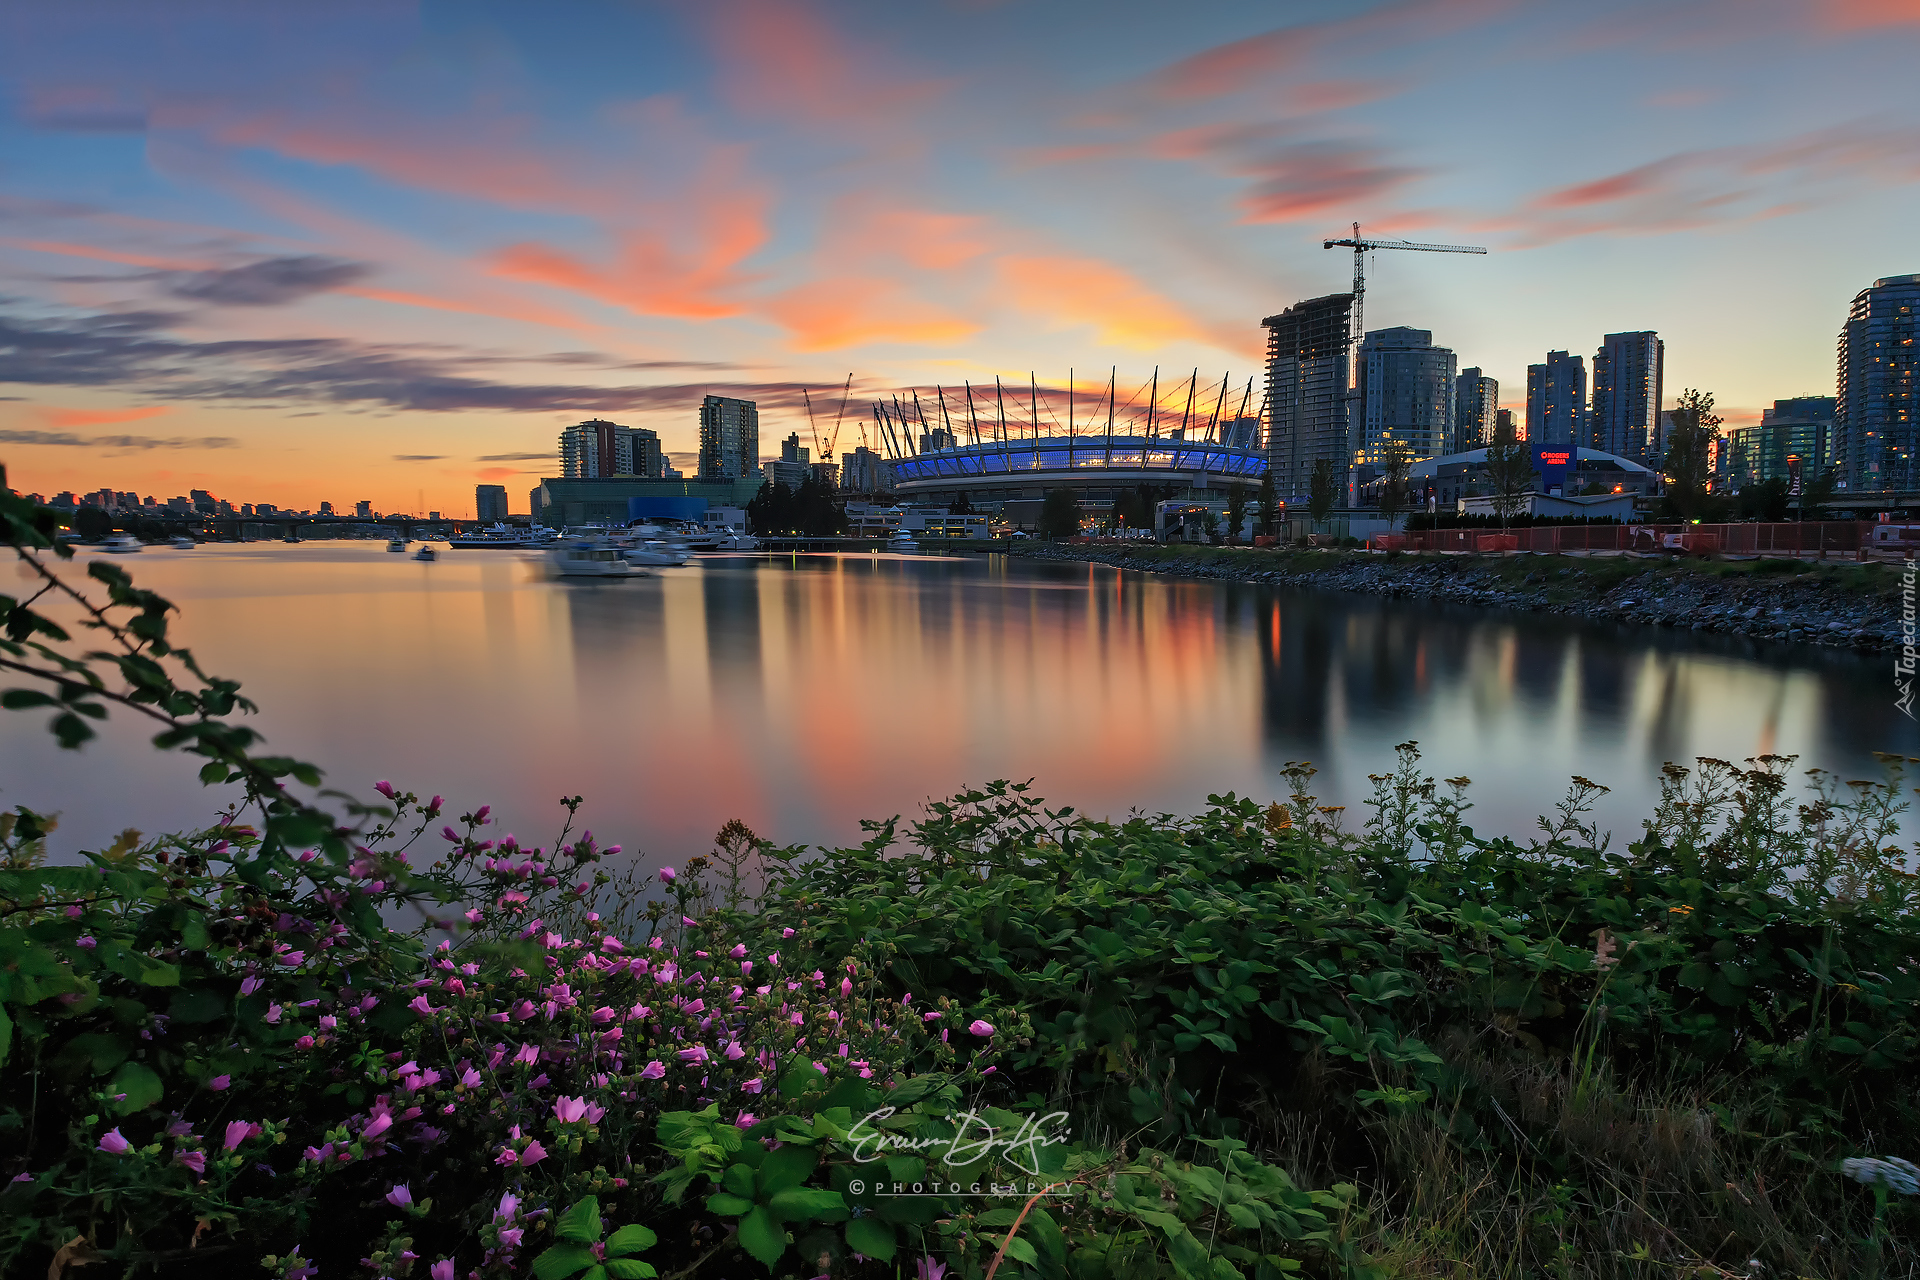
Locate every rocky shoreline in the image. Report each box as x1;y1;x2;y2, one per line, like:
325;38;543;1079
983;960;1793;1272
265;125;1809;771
1011;543;1904;653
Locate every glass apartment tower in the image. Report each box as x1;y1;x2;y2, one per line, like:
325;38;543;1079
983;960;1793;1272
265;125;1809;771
1453;367;1498;453
1351;327;1456;482
1590;331;1664;465
1526;351;1587;448
1836;274;1920;495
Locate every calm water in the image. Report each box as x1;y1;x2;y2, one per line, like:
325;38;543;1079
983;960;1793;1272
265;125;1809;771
6;542;1913;861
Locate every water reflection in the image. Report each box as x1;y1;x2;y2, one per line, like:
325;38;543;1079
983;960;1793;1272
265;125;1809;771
3;544;1911;863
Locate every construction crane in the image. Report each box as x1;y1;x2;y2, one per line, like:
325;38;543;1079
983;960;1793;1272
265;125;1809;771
803;374;855;464
1323;222;1485;370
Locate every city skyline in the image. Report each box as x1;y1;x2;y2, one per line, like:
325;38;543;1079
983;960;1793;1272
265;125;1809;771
0;1;1916;514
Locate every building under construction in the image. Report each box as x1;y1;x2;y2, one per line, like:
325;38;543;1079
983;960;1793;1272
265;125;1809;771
870;372;1267;509
1263;293;1354;507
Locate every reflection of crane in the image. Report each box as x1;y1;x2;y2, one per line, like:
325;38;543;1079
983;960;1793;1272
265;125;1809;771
1323;222;1485;376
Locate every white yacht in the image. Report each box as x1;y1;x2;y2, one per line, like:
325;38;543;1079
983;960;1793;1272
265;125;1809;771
714;532;760;551
386;537;409;553
890;530;918;548
549;540;641;578
102;533;144;553
448;522;527;549
412;545;438;562
168;535;195;549
624;539;691;567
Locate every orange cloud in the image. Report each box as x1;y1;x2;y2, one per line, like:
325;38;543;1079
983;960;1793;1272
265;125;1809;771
476;467;522;481
42;405;171;428
993;255;1205;350
1;238;207;270
489;149;770;320
1825;0;1920;28
763;277;980;351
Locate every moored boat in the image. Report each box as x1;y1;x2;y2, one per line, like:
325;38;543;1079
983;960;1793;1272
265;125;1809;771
548;539;640;578
102;533;144;553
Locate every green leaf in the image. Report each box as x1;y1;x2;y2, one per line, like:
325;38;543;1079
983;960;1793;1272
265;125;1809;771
768;1186;849;1223
0;689;56;709
0;1004;11;1067
557;1196;602;1243
757;1144;819;1198
846;1215;897;1261
606;1225;657;1257
737;1205;789;1268
993;1235;1040;1268
108;1062;163;1113
532;1243;599;1280
607;1263;655;1279
722;1163;756;1197
705;1192;754;1217
169;987;225;1024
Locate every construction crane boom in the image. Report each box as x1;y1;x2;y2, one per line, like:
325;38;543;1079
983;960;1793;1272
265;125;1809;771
1324;222;1485;383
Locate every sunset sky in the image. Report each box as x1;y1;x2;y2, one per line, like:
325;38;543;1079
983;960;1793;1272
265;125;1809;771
1;0;1916;516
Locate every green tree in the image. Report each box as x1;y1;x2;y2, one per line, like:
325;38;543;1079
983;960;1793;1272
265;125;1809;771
792;473;848;536
746;480;794;535
1483;417;1535;527
1376;444;1413;533
1662;387;1722;520
72;507;114;541
1256;468;1277;538
1039;488;1081;540
1308;457;1338;533
1226;482;1249;544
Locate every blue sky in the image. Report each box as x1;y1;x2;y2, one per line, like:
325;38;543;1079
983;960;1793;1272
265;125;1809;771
0;0;1915;513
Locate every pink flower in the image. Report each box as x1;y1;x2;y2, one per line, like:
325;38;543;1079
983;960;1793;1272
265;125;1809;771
724;1041;746;1060
729;944;747;958
362;1113;394;1140
519;1139;548;1166
514;1043;539;1065
495;1191;520;1221
915;1257;949;1280
75;935;96;950
968;1020;996;1037
741;1077;764;1094
768;951;780;966
409;995;441;1016
264;1004;282;1024
97;1128;130;1155
499;1228;524;1248
473;805;490;824
175;1149;207;1175
207;1075;231;1091
781;927;795;938
223;1120;261;1150
385;1184;414;1208
841;978;853;997
735;1111;758;1128
374;780;396;799
431;1262;456;1280
678;1045;709;1063
240;976;262;997
552;1096;591;1123
658;866;675;883
597;1027;623;1046
639;1060;666;1080
740;960;753;977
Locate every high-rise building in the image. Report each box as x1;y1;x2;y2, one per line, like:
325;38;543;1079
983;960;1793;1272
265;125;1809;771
475;484;509;523
763;432;810;489
1351;327;1456;483
699;396;760;480
1263;293;1354;504
1836;274;1920;494
1494;407;1520;442
1452;368;1498;453
318;500;334;516
1590;332;1664;465
1724;397;1836;491
559;419;663;479
918;426;956;454
840;446;893;493
1526;351;1587;448
355;500;373;519
1218;415;1261;451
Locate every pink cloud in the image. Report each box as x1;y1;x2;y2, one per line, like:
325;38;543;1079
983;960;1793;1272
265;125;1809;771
43;405;170;428
762;277;980;351
1823;0;1920;29
993;255;1207;350
701;0;951;124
